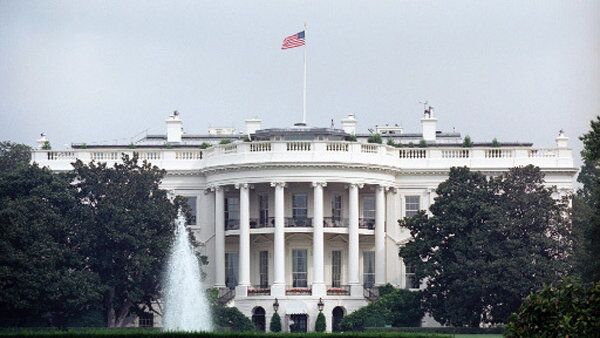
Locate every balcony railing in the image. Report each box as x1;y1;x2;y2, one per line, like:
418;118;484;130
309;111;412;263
250;217;275;228
285;217;313;227
327;285;350;296
359;218;375;230
323;217;349;228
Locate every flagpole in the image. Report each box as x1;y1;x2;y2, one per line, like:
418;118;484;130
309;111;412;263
302;22;307;125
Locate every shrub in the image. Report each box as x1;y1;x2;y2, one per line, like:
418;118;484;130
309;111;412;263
418;139;428;148
219;139;232;145
315;311;326;332
341;286;424;331
41;141;51;150
386;138;396;146
211;305;254;332
506;278;600;338
491;138;500;147
347;134;357;142
269;312;282;332
367;133;382;144
462;135;473;148
199;142;212;149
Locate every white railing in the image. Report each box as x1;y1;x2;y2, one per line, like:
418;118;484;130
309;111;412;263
138;151;161;160
528;149;557;157
222;144;238;154
485;149;514;158
442;149;470;158
327;142;349;152
91;151;119;161
250;142;272;152
287;142;311;151
399;149;427;159
47;151;75;160
361;144;378;153
176;151;202;160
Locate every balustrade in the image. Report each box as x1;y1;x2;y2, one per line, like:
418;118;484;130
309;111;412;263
361;144;378;153
441;149;470;158
286;141;311;151
399;148;427;158
326;142;349;152
175;151;202;160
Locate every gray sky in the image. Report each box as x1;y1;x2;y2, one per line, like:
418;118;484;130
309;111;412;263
1;0;598;167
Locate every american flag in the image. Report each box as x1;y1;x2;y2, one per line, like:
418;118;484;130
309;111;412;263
281;31;305;49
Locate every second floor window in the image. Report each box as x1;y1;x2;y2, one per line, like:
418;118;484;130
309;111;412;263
331;195;342;222
183;196;197;225
259;194;269;226
292;194;308;220
362;196;375;220
225;197;240;227
405;196;420;218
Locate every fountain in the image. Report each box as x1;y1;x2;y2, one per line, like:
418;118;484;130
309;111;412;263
162;216;212;331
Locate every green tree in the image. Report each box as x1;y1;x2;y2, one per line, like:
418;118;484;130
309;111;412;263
399;166;570;326
70;154;184;327
269;312;281;332
573;116;600;283
0;157;101;327
315;311;326;332
506;278;600;337
367;133;382;144
462;135;473;148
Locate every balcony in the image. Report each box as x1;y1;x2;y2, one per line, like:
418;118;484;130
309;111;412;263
359;218;375;230
323;217;349;228
285;217;313;227
250;217;274;228
326;285;350;296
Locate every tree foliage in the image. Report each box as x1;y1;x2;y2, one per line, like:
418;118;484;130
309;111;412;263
506;278;600;337
399;166;571;326
70;154;183;327
573;116;600;283
269;312;282;332
315;311;326;332
367;133;382;144
0;153;101;327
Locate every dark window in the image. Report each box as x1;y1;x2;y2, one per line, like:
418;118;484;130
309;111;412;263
292;194;308;221
292;249;308;287
225;197;240;228
259;194;269;226
225;252;239;288
363;251;375;287
183;196;197;225
138;313;154;328
331;250;342;287
259;251;269;288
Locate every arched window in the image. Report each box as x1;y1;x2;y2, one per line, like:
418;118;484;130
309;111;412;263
332;306;345;332
252;306;266;332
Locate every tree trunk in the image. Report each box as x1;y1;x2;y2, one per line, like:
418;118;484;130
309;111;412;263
105;287;116;327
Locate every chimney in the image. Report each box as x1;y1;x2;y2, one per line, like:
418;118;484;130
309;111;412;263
245;118;262;135
36;133;49;149
421;106;437;142
166;111;183;143
555;129;569;148
341;114;357;135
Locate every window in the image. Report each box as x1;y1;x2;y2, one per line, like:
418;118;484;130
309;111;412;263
331;250;342;287
292;249;308;287
259;251;269;288
363;196;375;220
225;252;239;288
405;264;419;289
363;251;375;287
331;195;342;223
183;196;197;225
405;195;420;218
259;194;269;226
138;313;154;328
225;197;240;228
292;193;308;225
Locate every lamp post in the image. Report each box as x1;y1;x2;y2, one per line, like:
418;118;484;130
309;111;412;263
317;297;324;312
273;298;279;313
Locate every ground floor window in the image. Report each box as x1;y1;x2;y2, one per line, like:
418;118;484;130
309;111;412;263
331;250;342;287
292;249;308;287
332;306;345;332
138;312;154;328
225;252;239;288
289;314;307;332
252;307;266;332
405;264;419;289
259;250;269;288
363;251;375;287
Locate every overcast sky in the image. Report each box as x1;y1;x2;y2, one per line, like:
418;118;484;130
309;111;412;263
1;0;598;167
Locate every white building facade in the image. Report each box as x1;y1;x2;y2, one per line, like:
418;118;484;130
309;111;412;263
32;110;577;332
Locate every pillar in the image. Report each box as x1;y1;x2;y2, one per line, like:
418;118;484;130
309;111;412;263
348;183;362;296
271;182;286;297
375;185;386;285
312;182;326;296
237;183;250;296
214;186;225;287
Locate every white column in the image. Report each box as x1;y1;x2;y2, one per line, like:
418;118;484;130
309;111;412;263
375;185;386;285
271;182;286;297
214;186;225;287
348;183;362;296
237;183;250;294
312;182;326;296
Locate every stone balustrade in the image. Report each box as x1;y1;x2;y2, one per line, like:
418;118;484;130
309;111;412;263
32;141;574;172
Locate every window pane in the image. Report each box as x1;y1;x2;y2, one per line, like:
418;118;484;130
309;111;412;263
332;195;342;220
332;250;342;287
225;252;239;288
259;251;269;288
183;196;197;225
405;195;420;218
292;249;308;287
363;196;375;220
363;251;375;287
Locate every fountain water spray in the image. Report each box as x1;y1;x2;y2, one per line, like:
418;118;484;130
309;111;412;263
162;216;212;331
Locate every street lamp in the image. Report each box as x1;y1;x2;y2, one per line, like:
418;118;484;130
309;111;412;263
273;298;279;312
317;297;324;312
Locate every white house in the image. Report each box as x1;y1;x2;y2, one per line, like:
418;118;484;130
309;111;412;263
31;109;577;332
